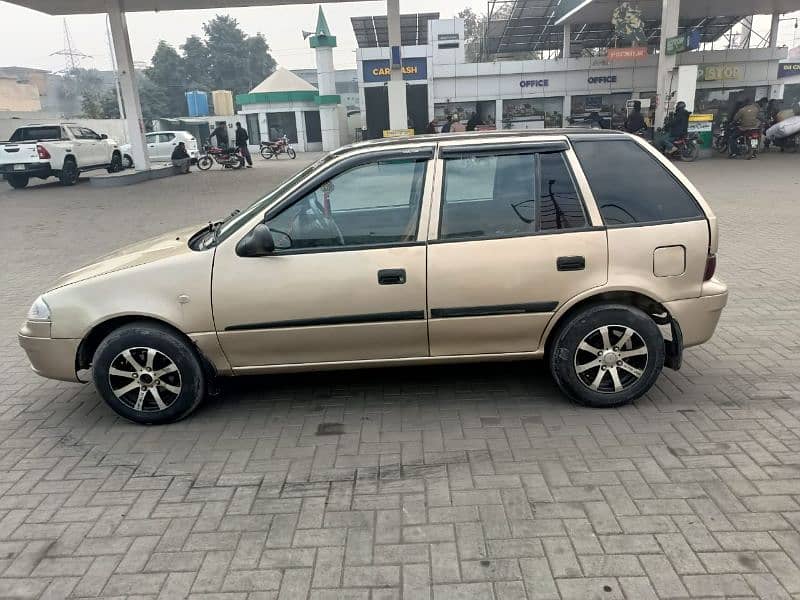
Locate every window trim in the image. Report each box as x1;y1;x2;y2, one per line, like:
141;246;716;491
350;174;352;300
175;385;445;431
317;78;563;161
436;148;591;243
262;151;434;255
571;138;705;228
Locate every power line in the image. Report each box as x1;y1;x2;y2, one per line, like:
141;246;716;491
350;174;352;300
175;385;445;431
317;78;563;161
50;18;92;74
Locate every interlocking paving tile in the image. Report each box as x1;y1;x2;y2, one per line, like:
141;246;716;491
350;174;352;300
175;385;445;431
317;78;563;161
1;156;800;598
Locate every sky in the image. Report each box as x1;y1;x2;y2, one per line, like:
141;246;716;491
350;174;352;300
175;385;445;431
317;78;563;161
0;1;485;73
1;1;799;75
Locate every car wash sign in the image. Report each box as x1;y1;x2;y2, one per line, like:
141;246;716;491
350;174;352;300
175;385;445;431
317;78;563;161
778;62;800;79
363;58;427;83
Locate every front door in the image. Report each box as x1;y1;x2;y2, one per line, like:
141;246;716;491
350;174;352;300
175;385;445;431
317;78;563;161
145;133;159;160
67;126;91;168
212;150;433;369
426;143;608;356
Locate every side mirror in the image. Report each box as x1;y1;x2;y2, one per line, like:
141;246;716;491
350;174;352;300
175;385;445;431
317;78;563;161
236;223;275;257
100;134;108;139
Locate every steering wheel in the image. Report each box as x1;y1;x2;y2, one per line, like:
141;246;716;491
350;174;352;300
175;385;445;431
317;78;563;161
288;196;345;247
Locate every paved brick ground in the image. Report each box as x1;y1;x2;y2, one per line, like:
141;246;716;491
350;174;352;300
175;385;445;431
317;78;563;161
1;152;799;599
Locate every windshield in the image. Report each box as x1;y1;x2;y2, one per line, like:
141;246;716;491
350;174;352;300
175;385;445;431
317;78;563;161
214;152;338;242
9;126;63;142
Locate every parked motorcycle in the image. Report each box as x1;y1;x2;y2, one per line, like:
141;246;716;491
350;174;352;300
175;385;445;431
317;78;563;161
260;135;297;160
197;146;245;170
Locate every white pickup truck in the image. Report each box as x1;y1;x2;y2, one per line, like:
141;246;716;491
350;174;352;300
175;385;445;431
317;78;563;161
0;123;123;189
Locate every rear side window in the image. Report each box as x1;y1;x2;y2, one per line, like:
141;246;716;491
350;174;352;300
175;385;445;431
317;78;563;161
9;126;62;141
440;151;587;240
572;140;703;226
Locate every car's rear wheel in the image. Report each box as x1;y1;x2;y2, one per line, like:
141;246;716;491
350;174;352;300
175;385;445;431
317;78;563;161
92;322;206;424
59;158;79;186
7;174;29;189
549;304;664;408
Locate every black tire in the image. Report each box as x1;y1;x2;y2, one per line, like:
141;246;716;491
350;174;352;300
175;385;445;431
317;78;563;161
260;146;274;159
287;147;297;159
92;322;206;425
679;143;699;162
59;158;79;186
197;156;213;171
7;174;29;189
713;137;728;154
549;304;665;408
123;154;133;169
107;152;123;173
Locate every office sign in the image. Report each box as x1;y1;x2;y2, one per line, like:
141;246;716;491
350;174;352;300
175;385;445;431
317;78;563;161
778;62;800;78
588;75;617;84
363;58;427;83
698;64;741;81
520;79;550;88
607;47;647;61
665;30;701;55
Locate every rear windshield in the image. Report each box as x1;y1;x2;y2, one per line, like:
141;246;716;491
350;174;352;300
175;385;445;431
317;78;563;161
9;126;63;142
572;139;704;226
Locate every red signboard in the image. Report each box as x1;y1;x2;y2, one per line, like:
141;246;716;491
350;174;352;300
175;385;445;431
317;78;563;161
607;47;648;61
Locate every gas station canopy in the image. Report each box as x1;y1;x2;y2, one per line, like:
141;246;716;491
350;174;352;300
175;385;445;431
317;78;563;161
351;12;439;48
554;0;800;23
3;0;360;15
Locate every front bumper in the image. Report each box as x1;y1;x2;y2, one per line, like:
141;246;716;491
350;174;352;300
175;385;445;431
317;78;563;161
18;325;81;383
664;279;729;348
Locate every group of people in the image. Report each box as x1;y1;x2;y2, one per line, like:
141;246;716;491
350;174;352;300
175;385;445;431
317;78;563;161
171;122;254;173
428;111;492;134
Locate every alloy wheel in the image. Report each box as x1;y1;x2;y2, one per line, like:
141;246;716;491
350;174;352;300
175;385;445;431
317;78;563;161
573;325;649;394
108;347;182;412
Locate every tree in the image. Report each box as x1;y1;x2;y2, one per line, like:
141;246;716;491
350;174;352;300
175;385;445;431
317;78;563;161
203;15;276;97
145;41;186;117
181;35;211;90
80;91;102;118
459;4;514;62
137;74;170;121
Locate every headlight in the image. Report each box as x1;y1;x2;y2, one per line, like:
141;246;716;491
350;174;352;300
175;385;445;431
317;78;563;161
27;296;51;321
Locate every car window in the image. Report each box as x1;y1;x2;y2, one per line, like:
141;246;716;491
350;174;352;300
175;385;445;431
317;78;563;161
440;151;586;240
266;158;427;251
572;139;703;226
68;126;85;139
81;128;101;140
161;133;176;142
146;133;158;143
9;126;62;141
538;152;587;231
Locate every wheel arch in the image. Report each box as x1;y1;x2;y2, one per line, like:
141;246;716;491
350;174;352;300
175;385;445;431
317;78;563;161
543;289;673;363
76;315;217;379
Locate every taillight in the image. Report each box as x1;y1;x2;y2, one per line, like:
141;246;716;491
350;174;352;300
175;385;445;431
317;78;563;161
36;144;50;159
703;254;717;281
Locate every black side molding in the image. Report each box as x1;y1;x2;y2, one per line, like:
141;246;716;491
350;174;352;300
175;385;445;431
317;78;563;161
430;302;558;319
225;310;425;332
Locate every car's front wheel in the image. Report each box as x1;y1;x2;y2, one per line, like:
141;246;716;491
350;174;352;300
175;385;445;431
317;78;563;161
549;304;664;408
92;322;206;424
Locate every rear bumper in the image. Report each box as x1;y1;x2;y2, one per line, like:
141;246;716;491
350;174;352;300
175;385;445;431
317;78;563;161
664;279;728;348
1;162;51;177
18;333;81;383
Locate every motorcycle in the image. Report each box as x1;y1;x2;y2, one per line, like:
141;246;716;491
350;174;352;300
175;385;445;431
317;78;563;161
197;146;245;170
728;127;762;160
660;133;700;162
260;135;297;160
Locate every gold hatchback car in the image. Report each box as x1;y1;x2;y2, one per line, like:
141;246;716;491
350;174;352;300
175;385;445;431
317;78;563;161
19;130;727;424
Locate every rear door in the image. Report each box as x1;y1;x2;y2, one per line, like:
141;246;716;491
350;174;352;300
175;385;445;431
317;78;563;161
145;133;160;160
426;141;608;356
570;137;709;302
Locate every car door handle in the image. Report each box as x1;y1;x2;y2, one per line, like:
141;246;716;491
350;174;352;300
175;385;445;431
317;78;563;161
557;256;585;271
378;269;406;285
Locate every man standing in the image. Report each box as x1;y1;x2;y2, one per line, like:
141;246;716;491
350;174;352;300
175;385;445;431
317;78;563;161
211;123;229;149
235;122;253;168
624;101;646;133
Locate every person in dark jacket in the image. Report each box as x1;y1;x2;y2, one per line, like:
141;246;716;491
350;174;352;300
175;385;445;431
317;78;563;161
663;101;691;154
440;117;452;134
235;122;252;168
210;123;229;149
466;111;482;131
171;142;191;173
624;101;646;133
426;120;437;134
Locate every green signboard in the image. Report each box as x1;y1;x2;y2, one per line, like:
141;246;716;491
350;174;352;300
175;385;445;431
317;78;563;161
665;31;701;55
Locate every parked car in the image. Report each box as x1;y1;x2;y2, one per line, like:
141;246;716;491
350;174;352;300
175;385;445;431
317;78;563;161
121;131;199;168
0;123;122;188
19;130;727;424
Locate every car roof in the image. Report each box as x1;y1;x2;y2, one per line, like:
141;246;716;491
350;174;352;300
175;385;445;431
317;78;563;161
337;128;626;155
